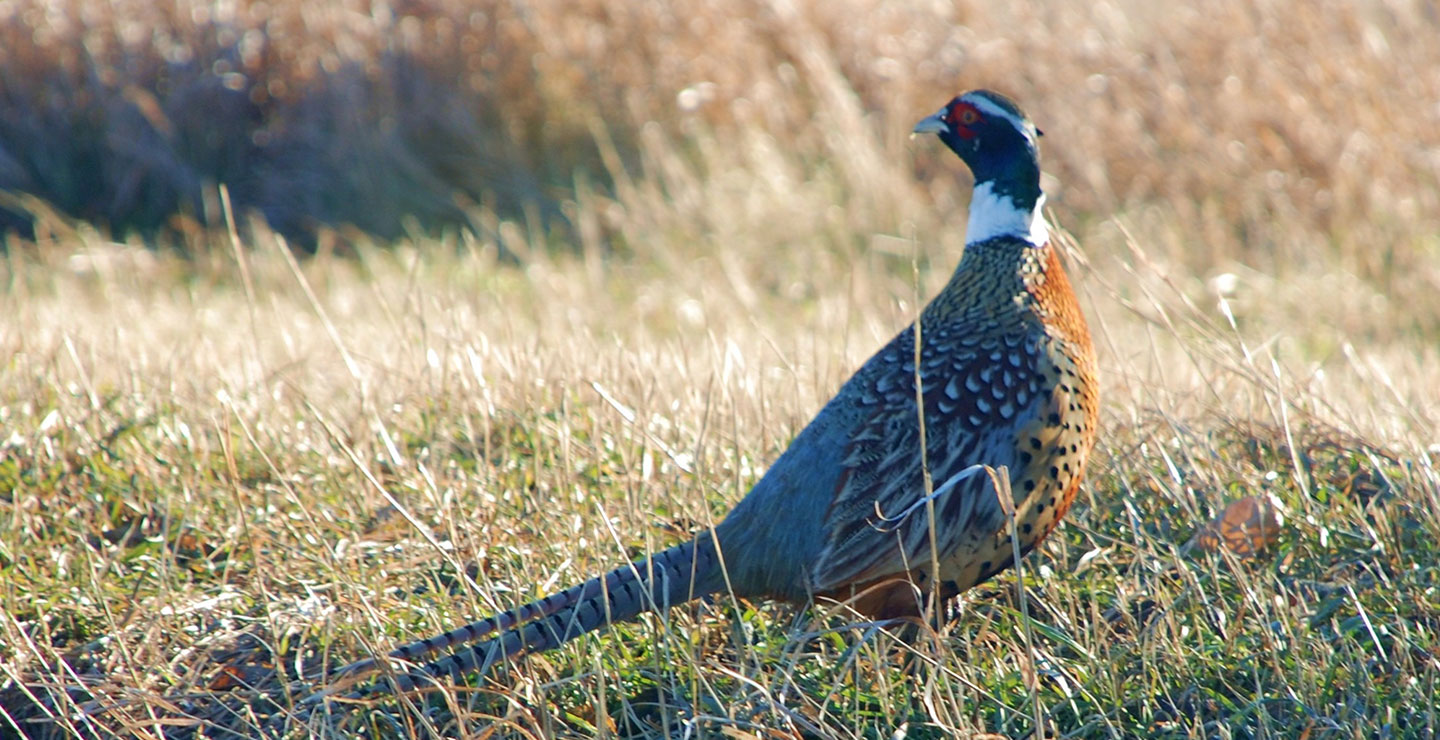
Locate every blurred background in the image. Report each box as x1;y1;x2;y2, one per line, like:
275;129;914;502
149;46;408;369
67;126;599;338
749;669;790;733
2;0;1436;275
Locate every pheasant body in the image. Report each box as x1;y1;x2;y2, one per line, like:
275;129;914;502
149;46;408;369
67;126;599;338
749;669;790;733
308;89;1099;703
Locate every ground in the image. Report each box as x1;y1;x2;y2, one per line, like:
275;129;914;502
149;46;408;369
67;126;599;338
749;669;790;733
2;0;1440;737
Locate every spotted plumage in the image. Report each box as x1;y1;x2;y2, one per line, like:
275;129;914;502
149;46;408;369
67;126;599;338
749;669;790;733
296;89;1099;710
807;237;1097;609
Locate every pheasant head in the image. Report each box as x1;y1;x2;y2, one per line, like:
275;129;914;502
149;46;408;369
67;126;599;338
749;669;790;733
914;89;1047;247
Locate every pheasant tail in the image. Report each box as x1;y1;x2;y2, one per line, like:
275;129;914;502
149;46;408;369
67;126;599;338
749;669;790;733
339;534;725;696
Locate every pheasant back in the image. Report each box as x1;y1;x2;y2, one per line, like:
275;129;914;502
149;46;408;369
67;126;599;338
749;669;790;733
804;235;1098;615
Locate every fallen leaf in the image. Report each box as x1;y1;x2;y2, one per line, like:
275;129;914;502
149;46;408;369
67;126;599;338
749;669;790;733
1191;495;1282;558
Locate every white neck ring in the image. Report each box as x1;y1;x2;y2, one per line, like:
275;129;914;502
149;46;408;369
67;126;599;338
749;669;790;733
966;182;1048;247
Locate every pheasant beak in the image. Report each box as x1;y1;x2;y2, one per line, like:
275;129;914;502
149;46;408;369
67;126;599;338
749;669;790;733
911;112;949;138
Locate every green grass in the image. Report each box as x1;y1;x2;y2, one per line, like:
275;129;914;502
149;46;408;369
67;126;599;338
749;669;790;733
2;201;1438;738
3;0;1440;737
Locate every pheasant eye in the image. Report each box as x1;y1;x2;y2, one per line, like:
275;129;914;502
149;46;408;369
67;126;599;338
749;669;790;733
958;108;980;125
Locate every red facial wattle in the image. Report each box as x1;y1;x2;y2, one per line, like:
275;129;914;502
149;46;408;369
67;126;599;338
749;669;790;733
947;102;982;139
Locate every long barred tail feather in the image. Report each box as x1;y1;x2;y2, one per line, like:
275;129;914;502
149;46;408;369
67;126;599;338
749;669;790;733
322;563;616;682
303;535;722;706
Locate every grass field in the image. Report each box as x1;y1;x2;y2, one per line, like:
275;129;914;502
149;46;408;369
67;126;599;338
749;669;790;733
4;0;1440;738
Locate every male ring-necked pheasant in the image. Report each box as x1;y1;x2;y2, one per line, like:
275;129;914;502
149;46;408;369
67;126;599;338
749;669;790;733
310;89;1098;703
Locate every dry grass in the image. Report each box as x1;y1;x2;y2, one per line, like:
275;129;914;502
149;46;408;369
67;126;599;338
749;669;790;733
3;0;1440;738
3;0;1439;269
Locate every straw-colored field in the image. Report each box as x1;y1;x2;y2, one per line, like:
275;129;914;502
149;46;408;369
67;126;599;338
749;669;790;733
3;0;1439;737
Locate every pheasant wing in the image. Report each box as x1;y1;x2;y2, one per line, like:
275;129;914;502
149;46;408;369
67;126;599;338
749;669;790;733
809;329;1052;593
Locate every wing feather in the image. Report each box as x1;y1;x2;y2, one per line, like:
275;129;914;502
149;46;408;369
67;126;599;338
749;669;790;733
810;329;1052;592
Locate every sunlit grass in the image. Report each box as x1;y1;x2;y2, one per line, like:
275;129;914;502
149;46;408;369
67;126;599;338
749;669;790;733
3;188;1438;737
3;0;1440;737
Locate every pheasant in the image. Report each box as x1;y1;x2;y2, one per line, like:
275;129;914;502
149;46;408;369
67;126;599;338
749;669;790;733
307;89;1099;704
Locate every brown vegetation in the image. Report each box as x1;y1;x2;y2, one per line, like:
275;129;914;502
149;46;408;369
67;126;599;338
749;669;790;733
2;0;1439;737
2;0;1437;269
